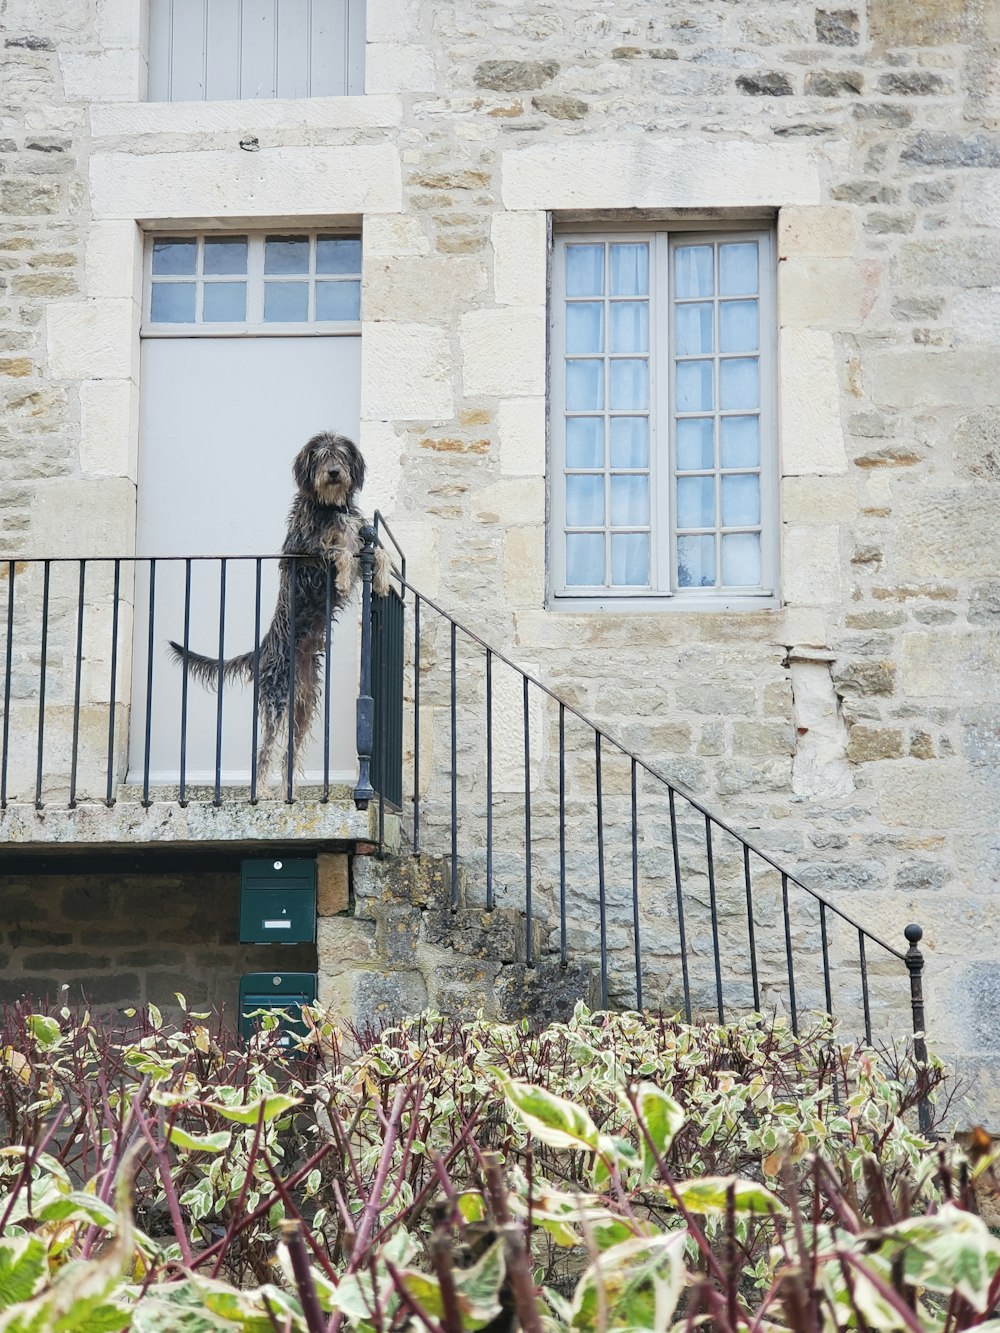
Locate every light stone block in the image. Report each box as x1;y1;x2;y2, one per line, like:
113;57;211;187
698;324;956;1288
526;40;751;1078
365;0;420;42
476;478;545;527
901;632;1000;699
363;255;486;323
498;397;546;475
461;307;545;397
46;300;137;381
60;50;143;101
85;220;142;302
365;43;436;94
874;350;1000;409
782;524;842;605
90;95;403;137
504;526;546;606
490;660;546;793
377;517;439;593
780;475;857;524
876;762;987;830
894;488;1000;579
361;323;454;421
492;212;547;307
778;257;872;330
30;478;137;557
501;137;825;211
90;145;402;220
960;174;1000;228
770;606;829;648
953;291;1000;345
97;0;144;48
363;214;430;258
80;379;137;479
779;329;849;475
358;419;404;516
777;206;857;258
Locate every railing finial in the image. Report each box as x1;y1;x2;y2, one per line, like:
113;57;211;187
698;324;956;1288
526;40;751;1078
904;922;932;1134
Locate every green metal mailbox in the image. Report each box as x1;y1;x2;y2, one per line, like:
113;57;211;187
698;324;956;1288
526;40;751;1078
239;857;317;944
239;971;317;1046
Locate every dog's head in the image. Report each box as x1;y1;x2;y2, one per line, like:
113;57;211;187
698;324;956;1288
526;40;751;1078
293;432;366;507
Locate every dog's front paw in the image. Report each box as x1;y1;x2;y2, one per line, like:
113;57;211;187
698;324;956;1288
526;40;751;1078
373;546;393;598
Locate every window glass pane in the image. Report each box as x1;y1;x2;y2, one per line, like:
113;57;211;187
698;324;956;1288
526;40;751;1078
566;417;604;468
677;476;715;529
150;282;196;322
611;474;649;526
265;236;310;274
675;302;713;355
674;245;714;298
316;280;361;321
566;474;605;526
719;242;758;296
610;417;648;468
611;533;649;586
566;360;604;410
152;238;197;275
722;532;761;586
610;301;648;353
316;236;362;274
566;532;605;585
203;237;248;275
610;359;648;411
566;302;604;353
202;281;246;322
720;416;760;468
566;244;604;297
676;360;714;412
676;419;714;471
719;300;758;353
721;474;761;526
677;535;715;588
719;358;759;410
264;281;309;322
610;243;649;296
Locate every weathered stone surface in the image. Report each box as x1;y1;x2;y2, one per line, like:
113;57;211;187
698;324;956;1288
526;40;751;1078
846;725;904;762
900;132;1000;169
736;72;793;96
474;60;558;91
815;9;859;44
494;959;599;1024
869;0;971;47
878;72;947;96
531;95;588;120
804;71;863;96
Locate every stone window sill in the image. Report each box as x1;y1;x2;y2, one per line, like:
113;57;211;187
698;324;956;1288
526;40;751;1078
89;94;402;140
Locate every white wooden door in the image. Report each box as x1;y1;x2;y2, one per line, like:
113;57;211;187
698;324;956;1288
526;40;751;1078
129;335;362;787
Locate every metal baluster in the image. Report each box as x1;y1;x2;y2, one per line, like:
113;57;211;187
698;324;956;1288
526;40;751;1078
631;757;642;1011
178;558;192;807
558;702;566;967
858;929;872;1045
69;560;86;808
105;560;121;807
523;675;533;967
141;559;156;808
820;900;833;1018
782;873;798;1036
705;816;724;1023
485;649;493;911
743;845;760;1012
286;557;297;803
1;562;14;809
669;788;692;1022
353;530;376;808
412;594;421;852
213;558;226;807
377;589;386;851
323;563;332;802
250;558;262;805
595;732;608;1007
450;621;458;911
34;560;51;810
904;924;932;1133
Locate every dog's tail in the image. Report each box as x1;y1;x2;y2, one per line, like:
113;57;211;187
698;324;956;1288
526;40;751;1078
167;642;255;689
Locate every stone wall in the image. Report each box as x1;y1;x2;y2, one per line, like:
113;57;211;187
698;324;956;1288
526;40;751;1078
0;0;998;1116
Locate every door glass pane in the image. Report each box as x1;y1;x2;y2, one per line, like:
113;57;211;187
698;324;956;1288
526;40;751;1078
675;302;713;355
152;238;197;275
677;476;715;529
610;301;648;353
610;359;648;410
677;534;715;588
203;237;248;275
721;532;761;586
264;281;309;322
610;243;649;296
150;282;196;322
566;302;604;353
719;300;758;353
566;360;604;410
566;532;605;585
610;416;648;468
720;415;760;468
265;236;310;274
202;281;247;322
674;245;714;298
611;474;649;526
316;280;361;321
611;533;649;585
719;242;758;295
721;474;761;526
676;360;713;412
566;417;604;468
316;236;362;274
565;244;604;297
719;358;759;410
566;475;605;526
676;418;714;471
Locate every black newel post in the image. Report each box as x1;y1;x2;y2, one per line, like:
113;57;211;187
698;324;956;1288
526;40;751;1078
904;922;932;1134
353;524;377;809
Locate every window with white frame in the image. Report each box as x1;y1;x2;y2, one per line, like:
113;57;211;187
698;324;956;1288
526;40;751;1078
147;0;365;102
550;228;776;607
143;231;362;334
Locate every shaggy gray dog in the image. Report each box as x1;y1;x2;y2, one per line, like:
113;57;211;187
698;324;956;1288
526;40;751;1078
169;431;390;785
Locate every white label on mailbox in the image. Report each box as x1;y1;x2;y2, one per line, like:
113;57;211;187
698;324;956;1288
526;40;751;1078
263;919;292;930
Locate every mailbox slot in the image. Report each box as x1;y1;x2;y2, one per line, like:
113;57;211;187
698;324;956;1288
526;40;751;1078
239;971;317;1046
239;857;316;944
